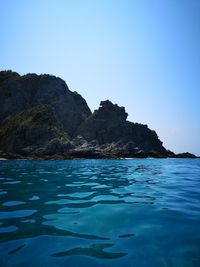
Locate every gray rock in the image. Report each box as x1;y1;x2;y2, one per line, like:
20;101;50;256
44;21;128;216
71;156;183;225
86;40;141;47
0;71;91;135
0;104;66;153
44;138;75;155
1;70;195;158
77;100;168;155
174;152;197;158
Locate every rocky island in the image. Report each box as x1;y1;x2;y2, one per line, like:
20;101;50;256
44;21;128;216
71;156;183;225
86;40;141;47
0;70;196;159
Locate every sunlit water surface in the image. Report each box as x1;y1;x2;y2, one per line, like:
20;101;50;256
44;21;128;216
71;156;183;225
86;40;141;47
0;159;200;267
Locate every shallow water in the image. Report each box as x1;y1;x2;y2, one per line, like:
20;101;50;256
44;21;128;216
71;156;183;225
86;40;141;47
0;159;200;267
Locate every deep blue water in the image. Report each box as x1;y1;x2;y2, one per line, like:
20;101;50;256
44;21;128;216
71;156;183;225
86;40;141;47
0;159;200;267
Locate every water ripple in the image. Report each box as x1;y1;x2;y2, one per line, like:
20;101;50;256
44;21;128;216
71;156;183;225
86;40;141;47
0;159;200;267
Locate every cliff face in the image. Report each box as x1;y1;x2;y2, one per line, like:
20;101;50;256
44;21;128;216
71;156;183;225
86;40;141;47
77;100;167;154
0;71;91;135
77;100;128;143
0;104;67;153
77;100;168;155
0;70;176;158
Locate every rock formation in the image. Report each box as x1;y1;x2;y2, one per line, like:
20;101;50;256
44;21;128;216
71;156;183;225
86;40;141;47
0;71;91;135
77;100;167;155
0;70;196;159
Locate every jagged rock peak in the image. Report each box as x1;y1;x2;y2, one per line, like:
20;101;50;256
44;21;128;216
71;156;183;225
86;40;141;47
93;100;128;121
77;100;130;144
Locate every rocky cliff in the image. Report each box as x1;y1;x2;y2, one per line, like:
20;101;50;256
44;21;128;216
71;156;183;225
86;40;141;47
77;100;167;155
0;71;91;135
0;70;196;159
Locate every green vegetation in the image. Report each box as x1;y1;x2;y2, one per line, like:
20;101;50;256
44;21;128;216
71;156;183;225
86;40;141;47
0;104;68;152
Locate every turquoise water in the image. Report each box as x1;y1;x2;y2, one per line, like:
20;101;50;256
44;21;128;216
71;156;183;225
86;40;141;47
0;159;200;267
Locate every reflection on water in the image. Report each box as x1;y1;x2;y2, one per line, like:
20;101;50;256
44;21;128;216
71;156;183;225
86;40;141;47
52;243;127;259
0;159;200;267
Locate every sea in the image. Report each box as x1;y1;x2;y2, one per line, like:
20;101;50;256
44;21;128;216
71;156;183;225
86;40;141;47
0;159;199;267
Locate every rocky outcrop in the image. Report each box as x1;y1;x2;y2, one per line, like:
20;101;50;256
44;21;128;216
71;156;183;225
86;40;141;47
77;100;128;143
77;100;168;155
174;152;197;158
0;104;68;153
0;70;196;159
0;71;91;135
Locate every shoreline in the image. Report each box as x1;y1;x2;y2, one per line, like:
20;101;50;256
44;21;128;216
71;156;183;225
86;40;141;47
0;154;198;161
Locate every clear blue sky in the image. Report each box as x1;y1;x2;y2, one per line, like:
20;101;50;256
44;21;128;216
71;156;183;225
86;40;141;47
1;0;200;155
